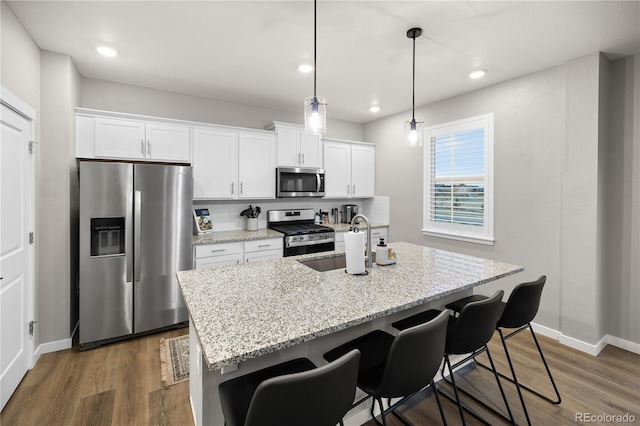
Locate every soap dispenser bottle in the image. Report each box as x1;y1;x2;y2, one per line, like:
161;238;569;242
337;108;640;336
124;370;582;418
375;237;388;265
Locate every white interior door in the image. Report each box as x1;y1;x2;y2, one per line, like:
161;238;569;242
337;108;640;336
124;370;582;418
1;100;34;411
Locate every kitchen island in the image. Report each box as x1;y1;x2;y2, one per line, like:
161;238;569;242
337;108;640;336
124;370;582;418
177;241;523;425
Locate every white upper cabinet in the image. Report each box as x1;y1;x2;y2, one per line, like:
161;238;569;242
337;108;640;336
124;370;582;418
265;122;322;168
94;118;146;159
323;139;375;198
77;110;190;163
145;123;190;162
350;144;376;198
193;129;239;199
192;127;276;200
238;133;277;199
323;142;351;198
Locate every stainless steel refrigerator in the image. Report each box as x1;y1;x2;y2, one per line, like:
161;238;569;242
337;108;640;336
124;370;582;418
79;161;192;349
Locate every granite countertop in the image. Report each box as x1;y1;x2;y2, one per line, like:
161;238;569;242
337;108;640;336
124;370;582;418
192;223;389;245
193;228;284;245
177;241;523;371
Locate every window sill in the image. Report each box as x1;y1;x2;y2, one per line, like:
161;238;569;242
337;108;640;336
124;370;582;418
421;229;495;246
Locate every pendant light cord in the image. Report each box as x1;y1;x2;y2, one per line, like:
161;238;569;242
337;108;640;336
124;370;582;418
313;0;317;98
412;33;416;120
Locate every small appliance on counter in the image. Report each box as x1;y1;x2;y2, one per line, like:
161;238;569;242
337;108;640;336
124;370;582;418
340;204;359;224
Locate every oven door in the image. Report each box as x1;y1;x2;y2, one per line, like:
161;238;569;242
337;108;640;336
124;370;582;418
284;241;335;257
276;167;325;198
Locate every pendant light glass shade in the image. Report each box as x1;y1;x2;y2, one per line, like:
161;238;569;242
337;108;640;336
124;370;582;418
406;27;423;147
304;96;327;135
304;0;327;135
405;117;423;147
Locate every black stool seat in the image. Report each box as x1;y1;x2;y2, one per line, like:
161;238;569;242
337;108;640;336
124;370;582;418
324;311;450;426
219;350;360;426
325;330;394;394
219;358;316;426
440;276;561;426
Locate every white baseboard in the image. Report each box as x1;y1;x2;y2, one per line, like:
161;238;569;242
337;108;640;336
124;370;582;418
532;321;640;356
558;333;608;356
605;335;640;355
530;322;561;339
34;337;72;359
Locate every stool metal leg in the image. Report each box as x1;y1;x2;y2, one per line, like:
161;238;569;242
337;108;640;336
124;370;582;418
445;354;467;426
475;324;562;405
432;380;448;426
498;328;531;426
484;345;516;425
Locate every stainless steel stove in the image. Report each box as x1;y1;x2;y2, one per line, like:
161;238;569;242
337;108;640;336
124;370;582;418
268;209;335;257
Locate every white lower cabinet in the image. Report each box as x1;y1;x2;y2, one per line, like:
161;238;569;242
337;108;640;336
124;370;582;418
244;238;283;263
194;242;244;269
194;238;283;269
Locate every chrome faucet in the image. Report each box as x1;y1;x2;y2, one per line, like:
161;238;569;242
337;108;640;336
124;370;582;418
351;214;372;269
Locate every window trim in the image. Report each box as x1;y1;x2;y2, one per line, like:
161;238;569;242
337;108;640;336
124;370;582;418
422;113;494;245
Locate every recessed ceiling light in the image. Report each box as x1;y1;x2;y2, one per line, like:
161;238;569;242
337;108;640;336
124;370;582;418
97;46;117;57
469;69;487;79
298;64;313;73
369;105;380;113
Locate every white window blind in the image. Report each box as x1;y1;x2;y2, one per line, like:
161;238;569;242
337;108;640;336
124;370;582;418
423;113;494;245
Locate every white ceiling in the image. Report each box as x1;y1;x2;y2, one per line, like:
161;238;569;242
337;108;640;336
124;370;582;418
7;1;640;123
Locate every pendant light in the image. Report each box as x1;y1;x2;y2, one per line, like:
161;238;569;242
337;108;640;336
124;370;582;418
304;0;327;135
405;27;423;147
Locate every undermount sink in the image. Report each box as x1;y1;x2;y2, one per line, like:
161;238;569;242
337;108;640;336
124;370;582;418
298;252;375;272
298;254;346;272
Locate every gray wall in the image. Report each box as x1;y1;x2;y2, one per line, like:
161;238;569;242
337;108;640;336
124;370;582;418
605;56;640;344
364;53;640;346
81;78;364;141
40;50;81;340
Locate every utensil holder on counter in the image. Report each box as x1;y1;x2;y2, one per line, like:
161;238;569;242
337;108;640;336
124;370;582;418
246;217;258;231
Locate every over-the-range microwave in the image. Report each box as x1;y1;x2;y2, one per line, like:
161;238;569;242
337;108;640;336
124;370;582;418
276;167;325;198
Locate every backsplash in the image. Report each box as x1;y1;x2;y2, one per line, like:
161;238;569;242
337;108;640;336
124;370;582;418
194;196;389;232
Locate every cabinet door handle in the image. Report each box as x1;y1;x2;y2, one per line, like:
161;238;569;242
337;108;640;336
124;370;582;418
210;249;227;253
302;153;305;164
141;140;145;155
258;244;270;248
240;182;243;194
347;184;350;194
298;153;301;164
231;182;234;194
352;185;355;194
147;140;151;156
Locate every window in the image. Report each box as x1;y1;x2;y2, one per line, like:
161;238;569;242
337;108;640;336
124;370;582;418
423;113;494;245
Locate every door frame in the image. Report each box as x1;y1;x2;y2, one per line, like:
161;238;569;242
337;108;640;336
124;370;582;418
1;85;37;370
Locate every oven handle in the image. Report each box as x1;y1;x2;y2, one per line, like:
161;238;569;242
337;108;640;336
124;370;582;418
316;173;321;193
286;238;335;248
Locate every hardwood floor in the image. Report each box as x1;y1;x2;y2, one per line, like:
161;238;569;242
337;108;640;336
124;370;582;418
0;327;192;426
1;327;638;426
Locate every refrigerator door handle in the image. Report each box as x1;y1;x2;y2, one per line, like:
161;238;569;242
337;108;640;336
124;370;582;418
134;191;142;282
125;191;134;283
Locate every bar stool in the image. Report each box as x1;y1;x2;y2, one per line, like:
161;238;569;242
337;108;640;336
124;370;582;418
445;275;561;426
218;350;360;426
392;290;515;426
323;310;450;426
